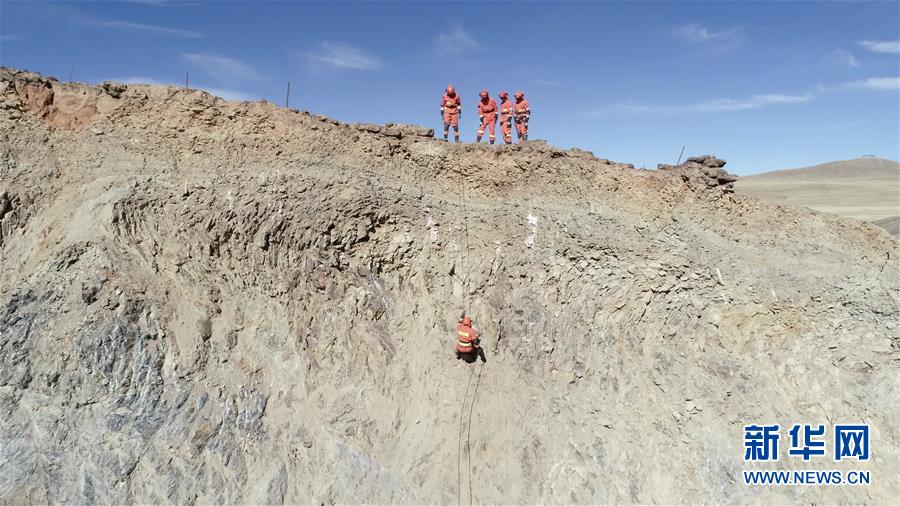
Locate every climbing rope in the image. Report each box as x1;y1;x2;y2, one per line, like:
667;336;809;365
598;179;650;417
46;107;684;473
455;148;481;506
452;146;490;505
456;359;484;506
458;151;471;313
465;360;484;505
457;365;474;506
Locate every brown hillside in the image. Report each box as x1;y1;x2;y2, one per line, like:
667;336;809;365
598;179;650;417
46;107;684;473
1;67;898;504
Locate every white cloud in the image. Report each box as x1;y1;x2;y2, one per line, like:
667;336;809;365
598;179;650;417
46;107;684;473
593;93;816;116
50;5;200;37
181;52;258;83
303;42;382;70
858;40;900;54
673;23;742;45
434;27;482;54
1;34;22;42
101;20;200;38
823;48;860;67
591;75;899;117
841;77;900;91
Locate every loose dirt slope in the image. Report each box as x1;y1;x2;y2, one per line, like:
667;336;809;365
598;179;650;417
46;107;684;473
736;158;900;234
1;68;898;504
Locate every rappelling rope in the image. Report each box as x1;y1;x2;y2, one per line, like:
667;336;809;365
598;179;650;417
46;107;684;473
455;148;480;506
465;360;484;506
457;365;475;506
458;151;471;314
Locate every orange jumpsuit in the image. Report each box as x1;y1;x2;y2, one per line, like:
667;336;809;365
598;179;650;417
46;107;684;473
455;322;479;355
476;97;498;143
499;97;514;144
514;98;531;143
441;92;462;141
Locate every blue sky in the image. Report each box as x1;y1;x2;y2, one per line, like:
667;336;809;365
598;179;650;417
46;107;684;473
1;1;898;174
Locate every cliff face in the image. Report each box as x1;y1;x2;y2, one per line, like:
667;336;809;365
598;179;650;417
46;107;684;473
1;68;897;504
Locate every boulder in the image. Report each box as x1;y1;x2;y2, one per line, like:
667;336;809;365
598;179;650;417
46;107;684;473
101;81;128;99
355;123;382;134
381;127;402;139
659;155;738;193
686;155;727;169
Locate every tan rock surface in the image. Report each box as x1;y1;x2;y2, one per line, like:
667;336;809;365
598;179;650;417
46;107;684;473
0;67;898;504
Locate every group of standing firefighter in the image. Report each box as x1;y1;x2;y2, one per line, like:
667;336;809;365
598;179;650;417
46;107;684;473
440;85;531;144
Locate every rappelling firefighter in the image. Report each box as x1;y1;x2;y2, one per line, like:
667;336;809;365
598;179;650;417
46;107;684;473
440;85;462;142
513;91;530;143
476;89;498;144
498;90;514;144
455;316;480;359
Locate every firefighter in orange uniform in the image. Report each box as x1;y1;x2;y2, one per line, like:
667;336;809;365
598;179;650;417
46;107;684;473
476;90;498;144
498;90;514;144
440;85;462;142
514;91;530;143
455;316;480;359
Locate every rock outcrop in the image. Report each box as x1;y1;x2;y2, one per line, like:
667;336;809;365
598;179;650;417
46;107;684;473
658;155;739;192
0;68;897;504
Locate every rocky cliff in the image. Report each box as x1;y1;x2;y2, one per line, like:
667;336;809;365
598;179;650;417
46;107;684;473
1;68;897;504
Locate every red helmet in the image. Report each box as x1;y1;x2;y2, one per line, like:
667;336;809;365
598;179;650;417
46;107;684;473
514;91;524;99
461;316;472;326
446;85;455;94
499;90;509;98
479;89;488;98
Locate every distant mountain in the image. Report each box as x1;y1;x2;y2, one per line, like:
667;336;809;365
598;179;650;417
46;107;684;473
743;157;899;180
736;157;900;236
874;216;900;237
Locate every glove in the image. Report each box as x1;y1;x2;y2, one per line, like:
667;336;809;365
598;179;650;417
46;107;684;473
473;338;481;346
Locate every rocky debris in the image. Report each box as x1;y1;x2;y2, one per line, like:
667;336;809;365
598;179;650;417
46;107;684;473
0;189;29;247
0;190;10;218
387;123;434;138
565;147;595;159
0;67;100;129
101;81;127;99
355;123;383;134
381;126;402;138
0;67;57;86
687;154;727;168
658;154;739;192
0;69;55;121
353;122;434;139
0;68;897;505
